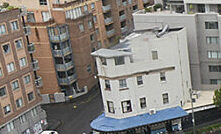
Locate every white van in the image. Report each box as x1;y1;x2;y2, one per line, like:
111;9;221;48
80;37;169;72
41;130;58;134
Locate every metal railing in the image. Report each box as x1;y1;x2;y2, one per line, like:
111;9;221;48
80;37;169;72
121;26;128;33
102;5;111;12
104;17;113;25
27;43;35;53
35;76;43;88
122;1;127;6
106;29;115;37
24;26;31;36
55;61;74;71
32;59;39;71
50;32;69;42
58;74;77;84
119;14;126;21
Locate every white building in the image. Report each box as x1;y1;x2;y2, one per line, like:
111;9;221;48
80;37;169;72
90;27;190;134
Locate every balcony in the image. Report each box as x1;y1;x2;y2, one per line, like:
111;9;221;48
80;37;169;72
49;32;69;42
23;26;31;36
53;47;71;57
143;0;149;4
27;43;35;53
55;61;74;71
122;1;127;6
121;26;128;33
35;76;43;88
58;74;77;85
104;17;113;25
32;59;39;71
63;47;72;55
102;5;111;12
106;29;115;37
119;14;126;21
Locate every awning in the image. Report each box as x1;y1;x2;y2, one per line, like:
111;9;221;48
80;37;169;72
90;106;188;132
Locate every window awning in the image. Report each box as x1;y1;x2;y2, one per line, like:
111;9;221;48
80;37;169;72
90;106;188;132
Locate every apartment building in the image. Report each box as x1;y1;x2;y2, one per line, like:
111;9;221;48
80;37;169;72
90;27;190;133
134;1;221;90
0;8;47;134
0;0;153;98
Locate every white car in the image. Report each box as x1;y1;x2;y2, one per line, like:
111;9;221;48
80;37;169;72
41;130;58;134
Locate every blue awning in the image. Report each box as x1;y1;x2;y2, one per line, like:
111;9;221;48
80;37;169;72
90;106;188;132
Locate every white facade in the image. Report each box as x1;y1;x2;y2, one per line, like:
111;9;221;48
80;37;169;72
92;28;191;119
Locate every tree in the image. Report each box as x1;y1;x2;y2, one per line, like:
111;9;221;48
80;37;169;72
213;87;221;107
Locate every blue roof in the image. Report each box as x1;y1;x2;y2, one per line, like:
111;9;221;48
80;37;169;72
90;106;188;132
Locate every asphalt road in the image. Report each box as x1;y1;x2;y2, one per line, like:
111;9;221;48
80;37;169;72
42;89;103;134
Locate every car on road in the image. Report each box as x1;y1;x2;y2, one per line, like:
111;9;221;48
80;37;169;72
41;130;58;134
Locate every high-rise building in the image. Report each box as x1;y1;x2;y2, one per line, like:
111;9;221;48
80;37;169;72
0;0;153;98
0;8;47;134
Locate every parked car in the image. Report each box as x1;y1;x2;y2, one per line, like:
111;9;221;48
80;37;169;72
41;130;58;134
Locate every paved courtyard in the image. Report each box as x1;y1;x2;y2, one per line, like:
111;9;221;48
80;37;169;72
42;89;103;134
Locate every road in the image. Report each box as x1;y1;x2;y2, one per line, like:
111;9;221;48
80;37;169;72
42;89;103;134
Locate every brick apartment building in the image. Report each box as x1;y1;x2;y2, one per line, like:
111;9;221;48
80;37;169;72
0;8;47;134
0;0;153;98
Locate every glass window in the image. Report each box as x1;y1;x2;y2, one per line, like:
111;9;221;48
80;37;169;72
90;34;95;42
7;62;15;73
6;121;14;132
119;79;127;88
0;24;6;35
41;11;50;22
152;51;158;60
105;80;111;90
16;98;23;108
100;57;107;65
107;101;115;113
140;97;146;109
93;15;97;23
91;3;95;10
79;24;84;32
39;0;47;5
114;56;125;65
205;22;218;29
0;86;6;97
208;51;221;59
31;108;37;117
12;80;19;90
84;5;88;12
137;76;143;85
19;114;27;124
19;57;27;67
162;93;169;104
210;79;221;85
121;100;132;113
209;65;221;72
2;44;11;54
206;37;219;44
88;20;93;29
11;21;19;31
87;64;92;73
24;75;31;84
28;92;34;101
160;72;166;81
15;39;23;49
3;104;11;115
27;12;36;22
0;68;3;77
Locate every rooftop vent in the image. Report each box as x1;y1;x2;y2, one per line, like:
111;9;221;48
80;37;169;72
154;24;169;38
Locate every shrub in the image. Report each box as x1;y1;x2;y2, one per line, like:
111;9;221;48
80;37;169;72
153;3;162;11
7;6;14;10
145;7;152;13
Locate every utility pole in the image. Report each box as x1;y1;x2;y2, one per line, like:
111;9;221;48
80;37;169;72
189;88;196;134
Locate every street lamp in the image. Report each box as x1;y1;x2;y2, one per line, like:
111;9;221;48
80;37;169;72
189;88;196;134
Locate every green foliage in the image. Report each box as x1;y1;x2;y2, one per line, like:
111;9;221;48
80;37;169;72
145;7;152;13
2;2;9;8
213;87;221;107
186;122;221;134
7;6;14;10
153;4;162;11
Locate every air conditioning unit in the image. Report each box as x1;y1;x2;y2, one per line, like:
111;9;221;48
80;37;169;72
149;109;156;115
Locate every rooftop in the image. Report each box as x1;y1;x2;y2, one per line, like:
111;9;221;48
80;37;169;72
91;48;132;58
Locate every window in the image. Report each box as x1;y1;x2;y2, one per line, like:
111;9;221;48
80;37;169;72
90;34;95;42
162;93;169;104
88;20;93;29
2;44;11;54
107;101;115;113
3;104;11;115
79;24;84;32
152;51;158;60
7;62;15;73
15;39;23;49
208;51;221;59
87;64;92;73
140;97;146;109
16;98;23;108
24;75;31;84
19;114;27;124
206;37;219;44
100;57;107;65
11;80;19;90
91;3;95;10
114;56;125;65
0;86;6;97
31;108;37;117
0;68;3;77
39;0;47;5
11;21;19;31
84;5;88;12
19;57;27;67
121;100;132;113
160;72;166;81
105;80;111;90
137;76;143;85
42;12;50;22
119;79;127;88
205;22;218;29
95;28;99;35
6;121;14;132
210;79;221;85
27;12;36;22
0;24;6;35
209;65;221;72
28;92;34;101
93;15;97;23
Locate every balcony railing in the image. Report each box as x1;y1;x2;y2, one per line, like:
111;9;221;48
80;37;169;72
63;47;72;55
49;32;69;42
27;43;35;53
24;26;31;36
55;61;74;71
121;26;128;33
53;47;71;57
102;5;111;12
122;1;127;6
58;74;77;85
119;14;126;21
106;29;115;37
104;17;113;25
53;49;62;57
32;59;39;71
35;76;43;88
